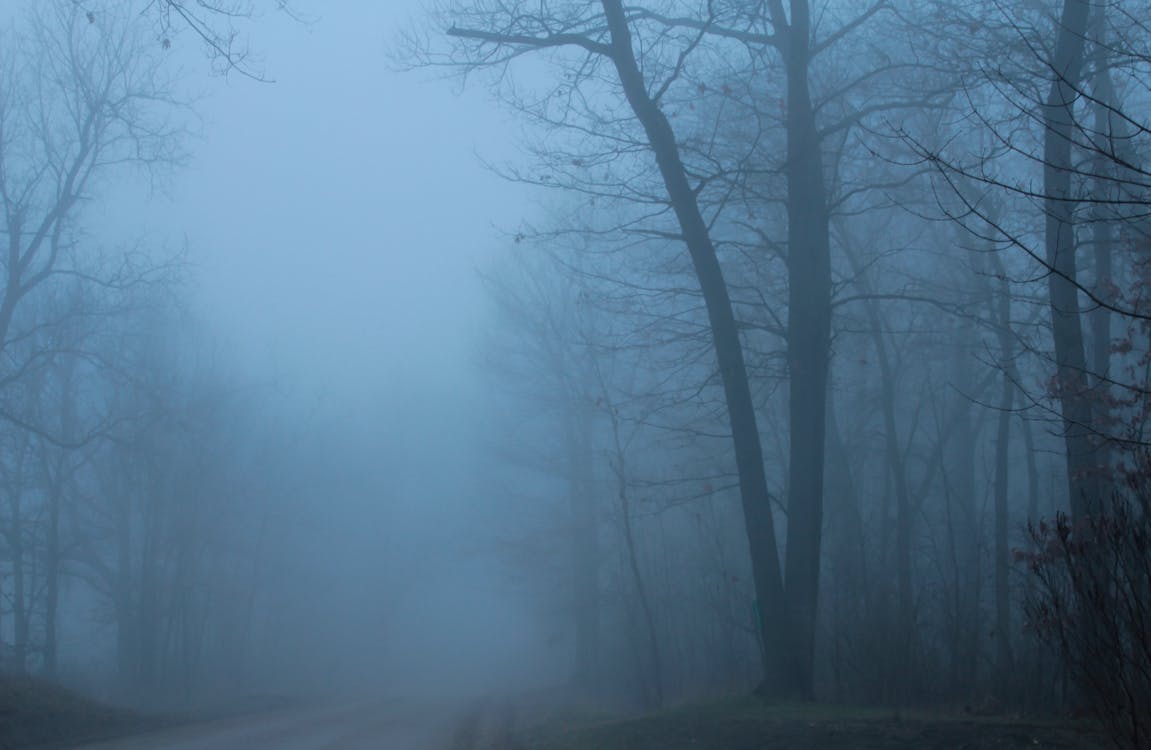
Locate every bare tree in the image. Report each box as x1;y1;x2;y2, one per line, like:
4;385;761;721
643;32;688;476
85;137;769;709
422;0;795;695
0;1;187;432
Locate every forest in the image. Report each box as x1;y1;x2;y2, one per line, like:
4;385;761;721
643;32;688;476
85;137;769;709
0;1;1148;748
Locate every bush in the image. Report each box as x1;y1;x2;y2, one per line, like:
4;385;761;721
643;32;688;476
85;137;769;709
1020;489;1151;749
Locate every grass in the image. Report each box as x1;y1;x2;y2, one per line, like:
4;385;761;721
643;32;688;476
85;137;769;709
0;677;150;749
517;696;1107;750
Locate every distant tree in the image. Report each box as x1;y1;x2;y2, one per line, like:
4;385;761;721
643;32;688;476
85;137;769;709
480;244;605;691
67;0;297;78
0;0;185;435
0;2;191;677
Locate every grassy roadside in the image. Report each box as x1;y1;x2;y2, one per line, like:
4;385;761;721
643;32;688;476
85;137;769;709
513;697;1107;750
0;678;159;749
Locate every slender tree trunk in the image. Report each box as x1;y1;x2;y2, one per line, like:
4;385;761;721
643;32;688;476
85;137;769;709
951;325;980;699
824;391;868;619
13;519;28;674
824;392;869;701
44;361;76;678
604;388;662;706
992;381;1013;671
137;464;162;693
617;457;663;707
10;444;29;675
566;402;600;688
1021;403;1041;524
599;0;791;694
987;250;1016;687
1089;13;1118;482
842;238;912;697
1019;397;1045;703
44;476;62;677
992;340;1015;685
115;481;136;687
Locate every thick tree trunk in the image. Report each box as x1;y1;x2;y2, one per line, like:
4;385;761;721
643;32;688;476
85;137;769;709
599;0;791;694
1044;0;1100;518
781;0;832;701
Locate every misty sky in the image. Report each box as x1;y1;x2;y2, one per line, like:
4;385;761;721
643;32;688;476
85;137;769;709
80;3;550;691
97;2;529;409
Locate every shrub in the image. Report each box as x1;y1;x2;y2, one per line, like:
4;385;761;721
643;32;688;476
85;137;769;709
1020;489;1151;749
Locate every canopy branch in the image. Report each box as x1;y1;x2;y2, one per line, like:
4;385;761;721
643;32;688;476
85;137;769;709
447;26;613;57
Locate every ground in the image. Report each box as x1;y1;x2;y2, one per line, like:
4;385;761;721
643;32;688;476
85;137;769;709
484;697;1108;750
0;681;1110;749
0;678;155;749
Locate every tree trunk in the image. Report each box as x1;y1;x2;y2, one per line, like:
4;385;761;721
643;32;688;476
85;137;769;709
780;0;832;701
987;249;1016;688
599;0;791;694
1089;10;1118;482
947;336;981;699
992;322;1014;685
44;361;76;678
115;478;136;687
841;238;912;698
1044;0;1100;519
12;519;28;674
566;402;600;688
616;449;663;708
10;444;29;675
43;475;62;677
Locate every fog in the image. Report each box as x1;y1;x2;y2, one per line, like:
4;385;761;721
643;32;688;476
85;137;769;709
96;0;550;694
1;1;1149;748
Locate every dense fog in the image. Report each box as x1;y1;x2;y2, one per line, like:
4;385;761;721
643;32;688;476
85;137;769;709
0;1;1149;748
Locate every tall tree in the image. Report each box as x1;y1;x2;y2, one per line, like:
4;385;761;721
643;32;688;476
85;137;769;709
1043;0;1100;518
436;0;794;693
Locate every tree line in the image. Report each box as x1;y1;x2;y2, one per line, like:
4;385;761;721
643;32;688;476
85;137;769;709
425;0;1151;739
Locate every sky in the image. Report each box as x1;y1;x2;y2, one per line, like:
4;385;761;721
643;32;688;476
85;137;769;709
101;1;531;410
85;2;557;690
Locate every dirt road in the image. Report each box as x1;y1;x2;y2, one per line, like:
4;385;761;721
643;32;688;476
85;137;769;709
69;698;455;750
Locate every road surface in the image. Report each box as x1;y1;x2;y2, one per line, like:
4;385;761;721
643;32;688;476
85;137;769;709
71;699;456;750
